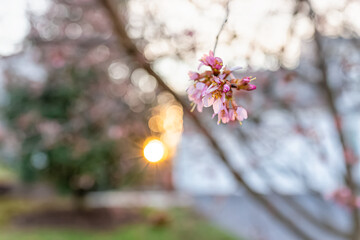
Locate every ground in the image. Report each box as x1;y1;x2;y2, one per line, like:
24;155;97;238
0;197;238;240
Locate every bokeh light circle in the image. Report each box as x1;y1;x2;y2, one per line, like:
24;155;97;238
143;139;165;163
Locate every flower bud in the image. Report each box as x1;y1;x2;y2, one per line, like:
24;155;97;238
188;71;200;80
223;84;230;93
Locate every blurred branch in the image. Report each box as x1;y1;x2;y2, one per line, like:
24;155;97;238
315;31;360;240
30;37;116;48
55;0;100;8
281;196;351;239
304;1;360;239
350;38;360;50
235;127;351;239
99;0;315;239
213;0;230;55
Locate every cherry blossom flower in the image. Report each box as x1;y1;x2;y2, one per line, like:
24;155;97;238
187;50;256;124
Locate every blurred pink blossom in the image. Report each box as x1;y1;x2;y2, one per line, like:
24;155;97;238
328;187;360;209
37;121;62;146
344;148;358;165
107;126;124;139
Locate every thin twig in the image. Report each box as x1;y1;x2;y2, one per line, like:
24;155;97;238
213;0;230;55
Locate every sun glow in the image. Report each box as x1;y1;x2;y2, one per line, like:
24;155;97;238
143;139;166;163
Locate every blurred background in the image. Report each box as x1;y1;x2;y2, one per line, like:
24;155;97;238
0;0;360;239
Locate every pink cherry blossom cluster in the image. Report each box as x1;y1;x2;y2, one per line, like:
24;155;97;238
328;187;360;209
187;51;256;125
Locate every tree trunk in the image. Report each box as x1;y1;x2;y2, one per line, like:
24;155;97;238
72;189;87;212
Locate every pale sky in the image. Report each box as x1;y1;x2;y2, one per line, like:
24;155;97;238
128;0;360;93
0;0;49;56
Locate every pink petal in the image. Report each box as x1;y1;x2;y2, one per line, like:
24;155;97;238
188;71;200;80
236;107;248;121
196;82;206;90
206;85;218;94
197;102;204;112
229;109;235;121
198;63;204;70
221;93;226;103
203;95;215;107
213;98;223;114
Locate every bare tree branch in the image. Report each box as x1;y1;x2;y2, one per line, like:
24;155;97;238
236;127;351;239
304;1;360;239
98;0;316;239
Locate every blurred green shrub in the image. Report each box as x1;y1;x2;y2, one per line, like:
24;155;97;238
2;66;148;206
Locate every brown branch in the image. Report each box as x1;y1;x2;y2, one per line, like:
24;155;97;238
304;1;360;239
98;0;315;239
314;31;359;240
236;127;351;239
281;196;351;239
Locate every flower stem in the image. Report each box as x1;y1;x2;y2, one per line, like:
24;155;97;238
213;0;230;55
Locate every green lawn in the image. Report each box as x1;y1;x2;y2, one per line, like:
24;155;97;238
0;206;238;240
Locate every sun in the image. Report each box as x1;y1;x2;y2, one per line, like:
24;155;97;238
143;139;166;163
